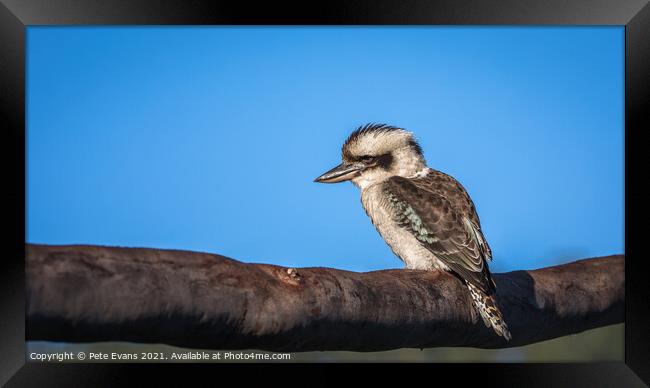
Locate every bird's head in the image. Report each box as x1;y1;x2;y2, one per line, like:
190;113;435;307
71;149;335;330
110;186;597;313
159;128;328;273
315;123;427;189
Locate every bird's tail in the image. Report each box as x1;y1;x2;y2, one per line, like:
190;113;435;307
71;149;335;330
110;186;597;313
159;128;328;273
466;281;512;341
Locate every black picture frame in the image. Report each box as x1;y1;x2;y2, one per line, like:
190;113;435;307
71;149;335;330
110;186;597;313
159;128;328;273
1;0;646;386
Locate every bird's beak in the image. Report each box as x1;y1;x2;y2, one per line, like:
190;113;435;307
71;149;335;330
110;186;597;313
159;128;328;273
314;162;364;183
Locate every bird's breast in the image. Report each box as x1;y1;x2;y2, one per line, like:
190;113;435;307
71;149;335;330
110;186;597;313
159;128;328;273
361;184;448;271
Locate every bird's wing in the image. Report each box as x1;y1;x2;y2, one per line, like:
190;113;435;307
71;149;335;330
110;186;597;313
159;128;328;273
463;217;492;263
411;169;493;261
384;175;495;294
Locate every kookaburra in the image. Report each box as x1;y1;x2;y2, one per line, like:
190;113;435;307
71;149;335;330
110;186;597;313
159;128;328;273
314;123;511;340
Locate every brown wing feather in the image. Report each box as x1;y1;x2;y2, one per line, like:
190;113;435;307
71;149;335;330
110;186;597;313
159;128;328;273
385;175;495;294
411;169;492;260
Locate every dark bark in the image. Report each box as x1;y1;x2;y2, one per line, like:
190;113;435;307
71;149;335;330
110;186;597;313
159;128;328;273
25;244;624;352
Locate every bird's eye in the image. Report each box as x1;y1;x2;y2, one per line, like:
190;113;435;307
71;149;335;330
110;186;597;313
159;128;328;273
360;155;374;163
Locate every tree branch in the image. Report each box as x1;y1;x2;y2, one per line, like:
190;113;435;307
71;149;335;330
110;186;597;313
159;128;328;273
25;244;624;352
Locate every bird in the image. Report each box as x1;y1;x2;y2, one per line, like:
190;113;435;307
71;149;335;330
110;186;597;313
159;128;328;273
314;123;511;340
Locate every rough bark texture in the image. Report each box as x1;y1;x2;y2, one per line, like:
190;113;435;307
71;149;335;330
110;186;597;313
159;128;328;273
25;244;624;352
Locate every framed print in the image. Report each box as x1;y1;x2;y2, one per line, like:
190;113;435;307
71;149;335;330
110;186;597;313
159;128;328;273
0;0;647;386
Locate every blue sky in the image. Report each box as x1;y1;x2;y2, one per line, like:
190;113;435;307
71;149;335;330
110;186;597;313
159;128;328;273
26;26;624;272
